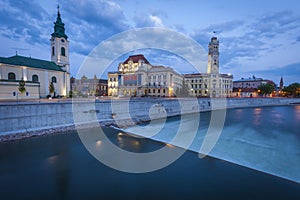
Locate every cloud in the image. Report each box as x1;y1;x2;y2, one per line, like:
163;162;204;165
135;14;165;28
59;0;131;55
0;0;51;46
134;8;168;28
76;28;207;78
250;62;300;85
249;11;300;38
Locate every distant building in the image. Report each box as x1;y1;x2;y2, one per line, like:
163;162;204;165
184;37;233;97
233;76;276;97
0;6;70;100
71;75;107;97
108;54;183;97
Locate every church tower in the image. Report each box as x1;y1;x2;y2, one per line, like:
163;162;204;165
279;76;284;90
50;5;70;73
207;37;219;74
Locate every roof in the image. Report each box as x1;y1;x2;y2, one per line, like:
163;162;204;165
123;54;150;64
0;55;65;72
51;6;68;39
235;77;263;82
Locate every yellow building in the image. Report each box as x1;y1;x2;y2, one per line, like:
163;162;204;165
108;54;183;97
0;6;70;100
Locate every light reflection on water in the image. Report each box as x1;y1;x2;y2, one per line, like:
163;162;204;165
295;105;300;120
253;107;262;126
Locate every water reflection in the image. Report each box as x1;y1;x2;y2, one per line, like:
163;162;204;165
47;141;70;199
117;133;141;152
253;108;262;126
295;105;300;120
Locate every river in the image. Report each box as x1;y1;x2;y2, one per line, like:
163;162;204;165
0;105;300;199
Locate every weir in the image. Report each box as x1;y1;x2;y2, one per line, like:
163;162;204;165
123;105;300;183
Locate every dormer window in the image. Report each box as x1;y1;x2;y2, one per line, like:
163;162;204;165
61;39;65;43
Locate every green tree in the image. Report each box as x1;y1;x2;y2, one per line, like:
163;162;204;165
257;83;275;97
18;78;26;94
49;81;55;95
283;83;300;97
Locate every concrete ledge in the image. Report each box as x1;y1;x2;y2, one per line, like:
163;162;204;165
0;98;299;142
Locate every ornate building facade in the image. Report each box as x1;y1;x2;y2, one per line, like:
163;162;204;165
108;55;183;97
0;6;70;100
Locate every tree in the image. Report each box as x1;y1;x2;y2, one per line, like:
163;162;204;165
49;81;55;95
283;83;300;97
18;78;26;94
257;83;275;97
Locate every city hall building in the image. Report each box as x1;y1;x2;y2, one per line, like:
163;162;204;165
184;37;233;97
108;54;183;97
0;6;70;100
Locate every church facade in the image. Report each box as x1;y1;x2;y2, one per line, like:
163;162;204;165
0;6;70;100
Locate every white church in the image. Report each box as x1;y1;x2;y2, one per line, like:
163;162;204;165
0;6;70;100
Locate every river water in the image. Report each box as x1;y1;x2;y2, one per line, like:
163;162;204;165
0;105;300;199
124;105;300;183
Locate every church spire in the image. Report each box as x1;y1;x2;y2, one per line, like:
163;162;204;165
51;5;68;39
280;76;284;90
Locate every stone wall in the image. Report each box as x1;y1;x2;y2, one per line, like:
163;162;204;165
0;98;299;141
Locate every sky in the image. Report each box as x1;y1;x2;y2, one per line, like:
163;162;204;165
0;0;300;85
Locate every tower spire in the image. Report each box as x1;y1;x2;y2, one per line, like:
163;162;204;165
280;76;284;90
51;5;68;39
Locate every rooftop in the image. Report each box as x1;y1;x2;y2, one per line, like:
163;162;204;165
123;54;150;65
0;55;65;72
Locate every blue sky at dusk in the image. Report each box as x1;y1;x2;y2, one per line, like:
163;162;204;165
0;0;300;85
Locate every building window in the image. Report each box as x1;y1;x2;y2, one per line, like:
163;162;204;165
32;75;39;82
61;47;66;56
52;76;57;83
163;89;166;93
52;46;55;56
153;89;155;93
26;92;29;96
158;89;160;93
8;72;16;80
13;92;16;96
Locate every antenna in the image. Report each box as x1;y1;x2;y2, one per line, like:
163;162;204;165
11;47;29;56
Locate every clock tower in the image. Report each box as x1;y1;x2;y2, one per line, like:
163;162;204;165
207;37;219;74
50;5;70;73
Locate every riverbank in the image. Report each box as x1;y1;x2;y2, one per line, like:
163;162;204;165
0;97;299;142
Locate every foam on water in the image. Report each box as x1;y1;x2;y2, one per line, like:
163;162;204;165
123;106;300;183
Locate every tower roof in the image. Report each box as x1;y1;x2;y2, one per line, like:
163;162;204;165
51;5;68;39
123;54;150;64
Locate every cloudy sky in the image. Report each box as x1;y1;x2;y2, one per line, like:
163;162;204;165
0;0;300;85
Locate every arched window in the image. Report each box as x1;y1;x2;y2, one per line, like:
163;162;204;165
52;46;55;56
51;76;57;83
61;47;65;56
32;75;39;82
8;72;16;80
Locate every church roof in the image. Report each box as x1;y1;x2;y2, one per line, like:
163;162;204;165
0;55;65;72
51;5;68;39
123;54;150;64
